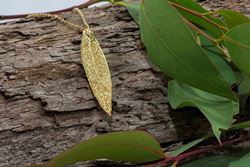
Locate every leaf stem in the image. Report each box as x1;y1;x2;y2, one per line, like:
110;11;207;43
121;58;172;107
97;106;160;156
170;2;228;31
184;19;231;61
184;18;218;44
202;11;214;16
146;135;243;167
171;160;179;167
216;44;232;62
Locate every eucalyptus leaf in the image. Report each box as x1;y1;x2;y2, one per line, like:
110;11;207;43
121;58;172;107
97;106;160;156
200;35;236;85
181;155;238;167
47;131;164;167
181;150;250;167
25;165;49;167
172;120;250;158
170;135;210;157
169;0;226;38
229;151;250;167
230;121;250;131
218;9;250;28
125;0;227;38
126;2;140;24
224;23;250;78
140;0;234;100
168;80;239;141
238;74;250;110
238;75;250;95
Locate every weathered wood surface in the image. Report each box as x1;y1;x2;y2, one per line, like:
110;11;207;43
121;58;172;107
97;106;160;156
201;0;250;17
0;1;249;167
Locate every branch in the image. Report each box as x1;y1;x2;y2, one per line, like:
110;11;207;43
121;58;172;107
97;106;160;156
147;135;244;167
0;0;101;20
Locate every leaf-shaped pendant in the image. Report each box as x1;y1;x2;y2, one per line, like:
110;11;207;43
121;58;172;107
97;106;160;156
81;28;112;115
28;9;112;115
74;8;112;115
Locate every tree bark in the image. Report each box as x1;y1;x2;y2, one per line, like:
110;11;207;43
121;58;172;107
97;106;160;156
0;2;249;167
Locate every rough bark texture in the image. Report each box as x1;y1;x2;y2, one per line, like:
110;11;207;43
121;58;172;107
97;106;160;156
201;0;250;17
0;1;249;167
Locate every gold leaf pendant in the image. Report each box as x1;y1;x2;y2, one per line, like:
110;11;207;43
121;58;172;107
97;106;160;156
74;8;112;115
28;8;113;115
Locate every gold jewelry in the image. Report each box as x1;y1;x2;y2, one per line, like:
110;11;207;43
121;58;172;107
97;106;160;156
28;8;112;115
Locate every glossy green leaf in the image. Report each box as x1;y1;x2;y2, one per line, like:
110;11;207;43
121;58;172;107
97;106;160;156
170;135;210;157
169;0;226;38
181;151;250;167
200;35;236;85
125;0;226;37
224;23;250;78
218;9;250;28
168;80;239;141
48;131;164;167
140;0;234;100
126;2;140;24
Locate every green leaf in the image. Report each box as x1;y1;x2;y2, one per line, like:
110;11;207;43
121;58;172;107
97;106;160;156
168;80;239;141
224;23;250;78
200;35;236;85
168;0;226;38
238;75;250;95
170;135;210;157
140;0;234;100
172;120;250;158
126;2;140;25
48;131;164;167
181;155;238;167
124;0;226;37
218;10;250;28
181;151;250;167
229;152;250;167
238;74;250;110
230;121;250;131
25;165;49;167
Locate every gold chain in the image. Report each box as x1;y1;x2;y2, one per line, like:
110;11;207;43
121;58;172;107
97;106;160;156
27;13;84;31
